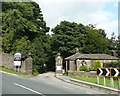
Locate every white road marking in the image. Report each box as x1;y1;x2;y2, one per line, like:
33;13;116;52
86;92;93;94
63;86;73;90
14;83;45;96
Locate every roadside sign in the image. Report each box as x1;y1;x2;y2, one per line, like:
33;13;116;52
111;68;120;77
97;68;110;76
13;61;21;66
97;68;120;78
14;53;21;60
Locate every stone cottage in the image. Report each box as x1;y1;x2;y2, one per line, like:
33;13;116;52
64;48;119;72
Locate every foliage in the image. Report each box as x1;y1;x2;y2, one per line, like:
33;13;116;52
51;21;110;59
92;60;102;71
2;1;119;74
116;35;120;57
2;2;50;74
79;65;89;72
103;60;120;68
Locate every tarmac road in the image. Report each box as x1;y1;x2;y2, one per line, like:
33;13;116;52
1;72;111;96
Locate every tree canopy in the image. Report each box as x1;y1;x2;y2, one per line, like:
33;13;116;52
51;21;110;59
2;2;50;74
2;2;119;74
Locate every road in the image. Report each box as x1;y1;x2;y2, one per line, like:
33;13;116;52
1;72;111;95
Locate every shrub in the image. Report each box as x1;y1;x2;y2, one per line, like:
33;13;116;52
79;65;89;72
92;60;101;71
103;60;120;68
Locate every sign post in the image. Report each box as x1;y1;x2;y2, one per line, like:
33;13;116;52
13;53;21;73
97;76;99;84
103;77;106;86
110;77;114;88
119;78;120;90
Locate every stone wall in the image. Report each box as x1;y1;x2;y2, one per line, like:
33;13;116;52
68;71;96;77
1;52;33;74
1;52;14;70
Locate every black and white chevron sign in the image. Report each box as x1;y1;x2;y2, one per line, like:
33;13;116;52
97;68;120;77
111;68;120;77
97;68;110;76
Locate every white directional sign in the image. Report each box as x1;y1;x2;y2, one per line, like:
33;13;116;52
105;68;110;76
97;68;110;77
111;68;120;77
13;61;21;66
99;68;103;75
97;68;120;78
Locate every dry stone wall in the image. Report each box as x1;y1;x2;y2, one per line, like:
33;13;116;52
1;52;33;74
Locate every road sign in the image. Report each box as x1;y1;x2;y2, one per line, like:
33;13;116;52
14;53;21;60
111;68;120;77
97;68;120;78
13;61;21;66
97;68;110;76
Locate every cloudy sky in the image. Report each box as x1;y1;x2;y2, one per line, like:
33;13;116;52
33;0;119;38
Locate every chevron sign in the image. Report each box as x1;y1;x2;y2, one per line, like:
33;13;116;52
97;68;110;76
111;68;120;77
97;68;120;78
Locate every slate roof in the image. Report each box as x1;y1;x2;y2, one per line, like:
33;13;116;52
65;52;119;60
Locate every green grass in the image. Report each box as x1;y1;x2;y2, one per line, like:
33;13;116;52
71;76;119;89
63;72;68;76
0;67;33;77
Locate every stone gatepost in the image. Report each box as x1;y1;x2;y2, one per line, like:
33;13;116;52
25;53;33;74
69;60;75;71
55;53;63;75
77;59;80;71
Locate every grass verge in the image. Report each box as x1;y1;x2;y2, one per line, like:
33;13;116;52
0;67;33;77
71;76;119;89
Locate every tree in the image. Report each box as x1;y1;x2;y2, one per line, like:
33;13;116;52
51;21;86;58
2;2;50;74
51;21;110;59
116;35;120;57
82;26;110;54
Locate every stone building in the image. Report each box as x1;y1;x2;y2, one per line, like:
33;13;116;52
64;48;119;72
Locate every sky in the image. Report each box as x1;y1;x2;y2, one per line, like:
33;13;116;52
33;0;119;39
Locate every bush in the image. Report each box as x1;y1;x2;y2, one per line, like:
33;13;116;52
103;60;120;68
79;65;89;72
92;60;101;71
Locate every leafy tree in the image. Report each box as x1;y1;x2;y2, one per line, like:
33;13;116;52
2;2;50;74
82;25;109;54
116;35;120;57
51;21;110;59
51;21;86;58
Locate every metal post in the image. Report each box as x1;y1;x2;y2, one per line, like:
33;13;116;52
18;66;20;73
110;77;114;88
118;78;120;96
104;77;106;86
15;66;17;72
66;61;68;72
97;76;99;84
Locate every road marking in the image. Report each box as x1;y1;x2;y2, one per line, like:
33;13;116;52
63;86;73;90
14;83;45;96
86;92;93;94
